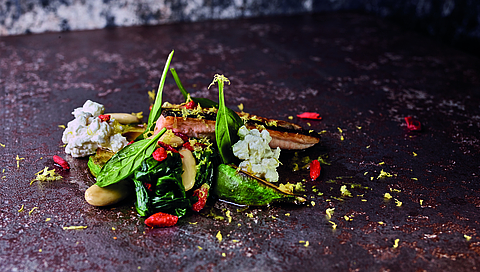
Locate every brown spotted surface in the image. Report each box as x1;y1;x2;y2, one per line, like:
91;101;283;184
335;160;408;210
1;12;479;271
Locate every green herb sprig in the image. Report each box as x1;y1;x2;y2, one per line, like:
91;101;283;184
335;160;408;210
210;74;243;164
170;68;218;108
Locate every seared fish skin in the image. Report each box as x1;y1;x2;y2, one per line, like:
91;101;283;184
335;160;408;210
154;105;320;150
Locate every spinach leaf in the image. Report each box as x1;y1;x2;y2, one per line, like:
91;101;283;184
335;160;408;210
95;128;166;187
133;179;149;217
143;50;175;138
132;153;190;217
170;67;218;108
192;148;217;190
210;74;243;164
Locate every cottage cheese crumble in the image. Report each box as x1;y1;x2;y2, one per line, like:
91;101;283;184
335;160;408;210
232;126;281;182
62;100;128;157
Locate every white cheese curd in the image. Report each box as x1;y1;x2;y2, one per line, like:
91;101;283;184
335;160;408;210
232;126;281;182
62;100;129;157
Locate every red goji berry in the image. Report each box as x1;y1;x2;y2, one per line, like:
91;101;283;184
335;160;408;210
144;212;178;228
53;155;70;170
157;141;179;153
182;142;194;151
98;114;111;122
297;112;322;120
404;116;421;131
183;101;197;109
152;147;168;162
310;159;321;181
192;183;210;212
174;132;189;142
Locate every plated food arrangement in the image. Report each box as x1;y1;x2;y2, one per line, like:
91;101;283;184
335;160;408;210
61;51;321;227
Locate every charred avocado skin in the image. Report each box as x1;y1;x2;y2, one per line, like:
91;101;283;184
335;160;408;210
214;164;305;206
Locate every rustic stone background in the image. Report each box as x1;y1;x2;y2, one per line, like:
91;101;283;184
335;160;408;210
0;0;479;55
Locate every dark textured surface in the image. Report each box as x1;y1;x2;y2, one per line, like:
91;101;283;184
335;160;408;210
1;12;480;271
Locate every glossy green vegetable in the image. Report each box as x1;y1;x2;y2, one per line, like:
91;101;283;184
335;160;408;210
132;152;192;217
210;75;243;164
132;144;217;217
214;164;306;206
95;128;165;187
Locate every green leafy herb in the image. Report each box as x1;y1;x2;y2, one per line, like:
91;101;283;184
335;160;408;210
143;50;174;138
210;74;243;164
132;152;192;217
95;128;166;187
170;68;218;108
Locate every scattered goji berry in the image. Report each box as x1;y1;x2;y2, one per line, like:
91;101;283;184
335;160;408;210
144;212;178;228
404;116;421;131
183;101;197;109
152;147;168;162
310;159;321;181
157;141;179;153
174;132;189;142
182;142;194;151
127;140;135;145
192;183;210;212
53;155;70;170
297;112;322;120
98;114;111;122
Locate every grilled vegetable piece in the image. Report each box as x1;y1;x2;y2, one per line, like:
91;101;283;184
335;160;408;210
214;164;306;206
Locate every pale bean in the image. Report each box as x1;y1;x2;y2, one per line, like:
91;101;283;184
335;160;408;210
85;180;130;206
107;113;141;124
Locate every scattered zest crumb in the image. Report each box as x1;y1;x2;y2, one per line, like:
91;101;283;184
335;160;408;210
29;207;38;216
464;234;472;241
413;152;417;157
31;167;63;184
46;218;51;222
16;155;25;168
18;205;25;212
216;231;222;243
285;213;290;217
419;199;424;206
326;208;335;220
246;212;254;218
311;201;315;207
340;185;352;197
63;226;88;230
395;199;403;207
344;215;353;221
58;125;66;129
412;177;418;181
384;193;392;199
0;143;5;147
197;246;202;250
222;253;226;257
377;169;393;179
329;221;337;229
378;221;384;225
225;210;232;223
393;239;399;248
378;162;385;165
299;240;310;247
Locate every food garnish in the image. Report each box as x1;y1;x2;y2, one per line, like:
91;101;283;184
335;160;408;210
53;155;70;170
310;159;321;180
297;112;322;120
404;116;421;131
66;51;321;227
